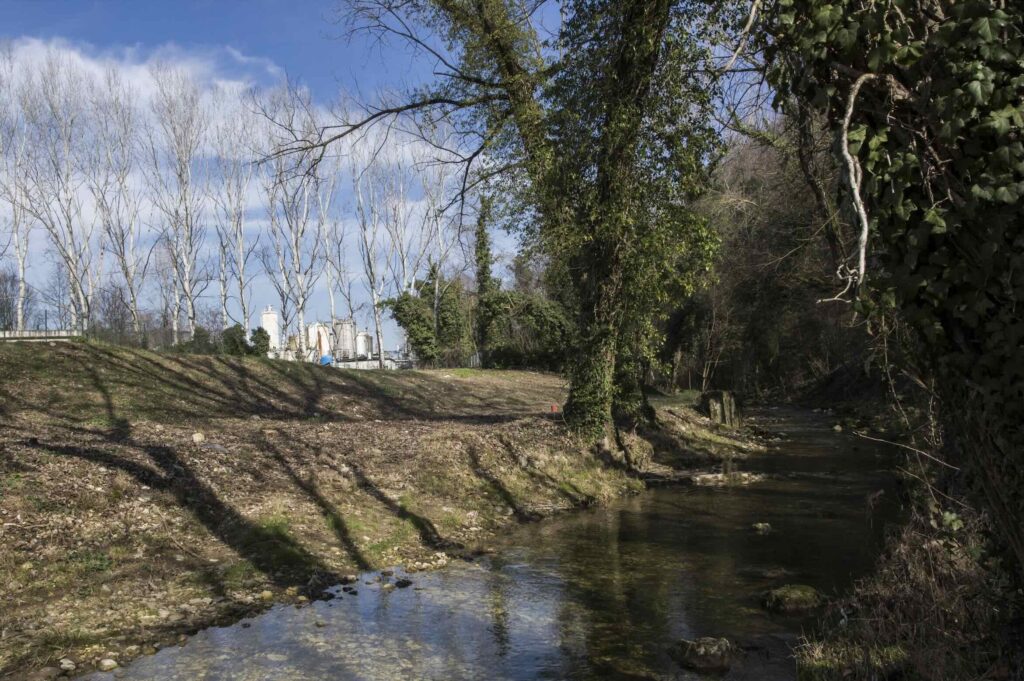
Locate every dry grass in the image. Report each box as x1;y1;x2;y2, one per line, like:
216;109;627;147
796;499;1023;681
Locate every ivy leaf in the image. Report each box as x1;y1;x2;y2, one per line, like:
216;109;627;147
972;17;995;41
924;208;947;234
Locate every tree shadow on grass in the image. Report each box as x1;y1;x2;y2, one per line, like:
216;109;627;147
346;462;459;551
13;363;365;591
495;434;596;507
258;435;372;572
24;435;340;590
465;442;541;522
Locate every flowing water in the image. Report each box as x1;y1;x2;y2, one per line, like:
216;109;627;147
86;409;901;680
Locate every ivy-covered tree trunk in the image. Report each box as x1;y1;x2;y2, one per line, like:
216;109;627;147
559;0;674;433
765;0;1024;576
474;196;496;366
564;243;621;434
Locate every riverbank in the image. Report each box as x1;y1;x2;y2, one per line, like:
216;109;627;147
0;342;759;679
790;367;1024;680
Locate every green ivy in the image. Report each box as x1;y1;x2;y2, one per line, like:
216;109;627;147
765;0;1024;574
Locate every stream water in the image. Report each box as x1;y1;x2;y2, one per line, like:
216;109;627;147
86;409;901;680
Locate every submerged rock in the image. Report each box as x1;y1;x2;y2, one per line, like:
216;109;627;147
763;584;822;612
692;472;766;486
752;522;772;534
669;637;735;673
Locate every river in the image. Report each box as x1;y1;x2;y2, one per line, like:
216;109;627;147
85;408;901;680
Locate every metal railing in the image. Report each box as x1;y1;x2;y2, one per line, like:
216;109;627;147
0;329;82;341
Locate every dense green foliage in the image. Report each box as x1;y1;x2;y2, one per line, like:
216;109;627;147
221;324;252;357
765;0;1024;573
474;197;498;362
386;268;473;368
387;291;440;365
250;327;271;356
480;289;571;371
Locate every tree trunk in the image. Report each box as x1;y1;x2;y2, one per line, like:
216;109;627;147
15;241;27;333
371;294;385;370
564;318;616;436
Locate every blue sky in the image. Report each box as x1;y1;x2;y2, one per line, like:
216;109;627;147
0;0;429;99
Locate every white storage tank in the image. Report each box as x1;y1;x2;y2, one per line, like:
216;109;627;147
355;330;374;359
333;318;356;359
306;323;332;361
260;306;280;353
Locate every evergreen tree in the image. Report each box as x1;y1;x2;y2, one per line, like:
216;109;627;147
474;196;497;364
250;327;271;357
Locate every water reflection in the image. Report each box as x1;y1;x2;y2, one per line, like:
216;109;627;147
87;411;899;681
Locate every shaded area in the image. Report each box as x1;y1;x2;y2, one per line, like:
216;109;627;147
347;462;457;551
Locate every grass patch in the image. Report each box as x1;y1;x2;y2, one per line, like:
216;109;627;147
35;626;104;653
67;549;113;574
221;560;260;589
797;642;908;680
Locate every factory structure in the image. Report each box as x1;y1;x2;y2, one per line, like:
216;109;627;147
259;306;412;370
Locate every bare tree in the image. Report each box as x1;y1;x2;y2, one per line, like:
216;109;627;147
258;85;329;357
352;154;390;369
381;154;430;296
88;67;148;342
143;63;209;341
210;88;259;331
0;47;32;332
416;144;466;331
324;212;365;323
18;52;100;334
152;239;183;346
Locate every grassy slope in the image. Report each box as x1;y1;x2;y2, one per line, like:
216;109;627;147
0;342;759;678
0;343;642;678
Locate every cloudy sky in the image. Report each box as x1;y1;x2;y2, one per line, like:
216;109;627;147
0;0;525;350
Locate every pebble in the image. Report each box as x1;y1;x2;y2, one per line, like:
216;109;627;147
260;590;274;600
191;432;205;444
833;424;843;432
58;658;76;672
99;659;119;671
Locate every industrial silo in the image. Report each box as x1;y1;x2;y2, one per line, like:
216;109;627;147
333;318;356;359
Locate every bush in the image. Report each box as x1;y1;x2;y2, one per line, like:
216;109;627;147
221;324;251;357
250;327;270;356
